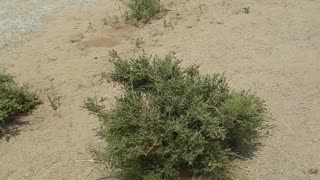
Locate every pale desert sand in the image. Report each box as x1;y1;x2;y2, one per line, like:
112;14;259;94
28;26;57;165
0;0;319;179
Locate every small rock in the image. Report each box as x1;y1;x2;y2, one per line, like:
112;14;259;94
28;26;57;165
77;44;87;51
308;168;319;175
48;57;57;62
69;33;84;43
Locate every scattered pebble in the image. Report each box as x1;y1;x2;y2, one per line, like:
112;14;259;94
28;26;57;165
69;33;84;43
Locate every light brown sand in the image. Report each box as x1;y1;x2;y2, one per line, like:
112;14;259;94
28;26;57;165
0;0;320;179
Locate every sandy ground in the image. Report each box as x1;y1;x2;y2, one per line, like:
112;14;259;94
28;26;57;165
0;0;320;179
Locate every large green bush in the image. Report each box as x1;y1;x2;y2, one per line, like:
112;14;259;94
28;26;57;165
0;71;38;135
123;0;160;22
85;53;267;179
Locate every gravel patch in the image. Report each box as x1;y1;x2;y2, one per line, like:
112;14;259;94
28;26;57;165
0;0;97;49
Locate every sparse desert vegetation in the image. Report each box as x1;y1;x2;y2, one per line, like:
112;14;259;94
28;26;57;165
85;52;267;179
1;0;319;180
124;0;161;22
0;71;38;136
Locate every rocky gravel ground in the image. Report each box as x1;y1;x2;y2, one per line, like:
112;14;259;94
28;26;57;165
0;0;96;49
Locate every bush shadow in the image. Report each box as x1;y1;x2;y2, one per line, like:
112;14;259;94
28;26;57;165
0;114;31;142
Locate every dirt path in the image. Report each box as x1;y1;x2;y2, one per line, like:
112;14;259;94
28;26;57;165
1;0;320;179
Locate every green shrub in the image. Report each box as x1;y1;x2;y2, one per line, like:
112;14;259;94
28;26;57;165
85;53;267;179
0;71;38;135
123;0;160;22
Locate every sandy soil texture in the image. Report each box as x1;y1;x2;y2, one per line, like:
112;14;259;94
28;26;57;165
0;0;320;179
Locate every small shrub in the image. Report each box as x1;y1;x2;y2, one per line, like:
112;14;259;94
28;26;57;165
123;0;160;22
0;71;38;135
47;85;61;111
85;53;267;179
242;7;250;14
